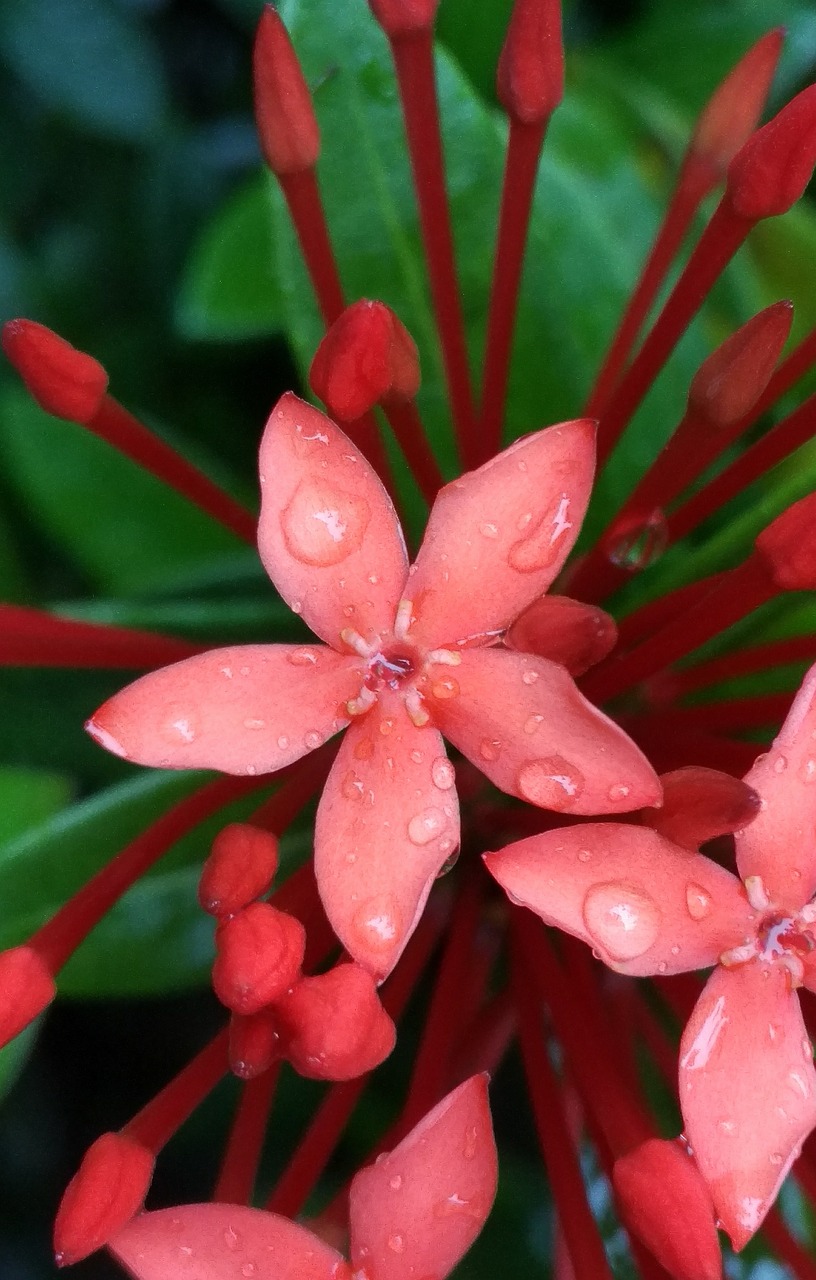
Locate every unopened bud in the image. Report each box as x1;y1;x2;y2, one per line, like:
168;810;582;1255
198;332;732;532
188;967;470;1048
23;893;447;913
727;82;816;221
229;1009;280;1079
641;767;761;850
692;29;783;174
277;962;396;1080
614;1138;722;1280
0;945;56;1049
253;6;320;176
506;595;617;675
198;824;279;918
755;491;816;590
2;320;108;423
212;902;305;1015
687;301;793;426
368;0;440;37
310;300;420;421
497;0;564;125
54;1132;155;1265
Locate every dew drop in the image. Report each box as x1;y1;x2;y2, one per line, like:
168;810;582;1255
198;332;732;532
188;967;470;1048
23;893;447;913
410;749;424;764
769;1152;784;1166
355;736;375;761
608;783;631;803
685;883;712;921
242;1266;257;1278
803;1037;814;1061
387;1235;405;1254
223;1227;241;1250
800;758;816;784
577;849;592;863
479;738;502;761
304;730;322;750
351;896;402;956
670;944;680;956
582;881;661;961
464;1126;478;1159
517;757;585;811
379;717;394;736
524;714;545;735
281;479;370;567
431;677;460;700
243;718;266;730
522;669;539;685
607;510;668;571
277;735;290;750
479;522;499;538
239;666;251;677
508;498;573;573
389;1175;403;1191
290;599;303;615
431;756;456;789
288;647;318;667
436;847;461;877
657;961;668;973
408;807;447;846
342;771;365;801
774;754;788;774
245;765;257;776
160;707;198;746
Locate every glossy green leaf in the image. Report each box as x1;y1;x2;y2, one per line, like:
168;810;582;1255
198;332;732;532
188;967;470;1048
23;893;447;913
0;767;73;845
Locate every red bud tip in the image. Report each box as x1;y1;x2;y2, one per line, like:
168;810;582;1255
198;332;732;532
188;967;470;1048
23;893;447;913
229;1009;280;1079
198;823;279;918
252;6;320;176
367;0;440;37
641;767;762;849
755;491;816;590
497;0;564;125
53;1132;155;1265
692;29;784;174
727;81;816;221
614;1139;722;1280
212;902;306;1016
687;300;793;427
277;962;396;1080
0;945;56;1049
2;320;108;424
309;299;421;420
506;594;617;675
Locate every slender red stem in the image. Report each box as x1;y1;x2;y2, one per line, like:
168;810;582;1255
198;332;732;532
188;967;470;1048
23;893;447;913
623;722;762;775
479;119;547;462
628;692;791;736
86;397;256;544
381;398;444;503
612;572;730;652
0;604;201;668
213;1066;281;1204
450;987;515;1081
388;31;477;465
123;1029;229;1152
669;635;816;696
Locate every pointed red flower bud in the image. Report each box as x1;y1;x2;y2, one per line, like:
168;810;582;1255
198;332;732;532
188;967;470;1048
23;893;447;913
309;300;421;421
755;491;816;590
687;300;793;427
2;319;108;424
53;1131;155;1266
497;0;564;125
252;7;320;177
198;824;279;918
727;82;816;221
367;0;440;37
506;595;617;676
277;962;396;1080
640;767;761;850
229;1009;280;1079
613;1138;722;1280
0;945;56;1049
691;29;784;174
212;902;306;1016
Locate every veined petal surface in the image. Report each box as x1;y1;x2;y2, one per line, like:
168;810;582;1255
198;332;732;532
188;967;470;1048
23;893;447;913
110;1204;347;1280
87;645;362;774
679;964;816;1250
485;824;753;975
314;697;460;978
406;420;595;648
257;393;408;648
737;663;816;910
427;648;660;814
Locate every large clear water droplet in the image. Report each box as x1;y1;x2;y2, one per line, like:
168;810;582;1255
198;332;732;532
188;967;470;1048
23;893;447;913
517;756;585;811
685;882;712;921
281;478;370;567
408;807;447;846
607;510;668;571
582;881;661;961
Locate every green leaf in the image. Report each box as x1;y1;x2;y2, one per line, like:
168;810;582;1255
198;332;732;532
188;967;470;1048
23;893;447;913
0;0;168;143
0;389;247;594
176;175;284;341
0;767;73;844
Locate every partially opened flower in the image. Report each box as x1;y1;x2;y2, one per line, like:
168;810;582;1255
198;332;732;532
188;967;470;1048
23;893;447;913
486;662;816;1248
86;391;659;976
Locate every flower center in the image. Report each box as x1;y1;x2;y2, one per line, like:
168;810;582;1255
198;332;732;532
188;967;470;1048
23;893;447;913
365;648;416;690
720;877;816;986
341;616;461;728
758;914;815;961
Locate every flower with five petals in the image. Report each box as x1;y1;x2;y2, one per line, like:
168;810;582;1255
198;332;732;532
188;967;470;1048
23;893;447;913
87;391;660;977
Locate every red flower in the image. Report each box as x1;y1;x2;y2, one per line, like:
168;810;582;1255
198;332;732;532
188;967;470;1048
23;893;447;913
86;390;659;977
486;662;816;1248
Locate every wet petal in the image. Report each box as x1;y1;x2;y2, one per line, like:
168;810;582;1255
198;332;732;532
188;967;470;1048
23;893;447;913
406;420;595;648
109;1204;346;1280
506;594;617;675
348;1075;498;1280
679;964;816;1250
485;824;753;976
737;663;816;909
314;696;460;979
87;645;362;775
426;648;660;814
257;392;408;648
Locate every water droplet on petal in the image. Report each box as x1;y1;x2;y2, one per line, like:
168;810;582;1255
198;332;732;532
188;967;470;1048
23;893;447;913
607;510;668;571
224;1228;241;1250
342;771;365;801
355;736;375;760
464;1126;478;1159
408;807;447;846
351;897;403;957
608;783;631;803
800;758;816;784
479;738;502;761
389;1175;403;1191
431;677;460;700
508;495;574;573
281;479;370;566
517;757;585;811
387;1235;405;1254
522;669;539;685
774;754;788;774
410;749;424;764
582;881;661;961
577;849;592;863
479;522;499;539
277;735;290;750
431;757;456;789
288;647;319;667
803;1037;813;1061
685;883;712;920
304;730;322;750
769;1151;784;1166
161;707;198;745
243;718;266;730
524;714;545;734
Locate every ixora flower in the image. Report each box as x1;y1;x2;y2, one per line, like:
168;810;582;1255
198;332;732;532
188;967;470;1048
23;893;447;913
85;390;659;977
486;662;816;1250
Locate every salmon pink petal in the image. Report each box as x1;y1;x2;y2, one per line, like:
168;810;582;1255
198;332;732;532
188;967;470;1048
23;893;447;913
737;663;816;909
406;420;595;648
506;594;617;675
109;1204;347;1280
679;964;816;1250
348;1075;498;1280
484;824;753;976
426;647;660;814
86;645;363;775
314;697;459;979
257;392;408;649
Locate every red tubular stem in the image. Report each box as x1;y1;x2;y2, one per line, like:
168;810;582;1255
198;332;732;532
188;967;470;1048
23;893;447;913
668;635;816;697
389;31;477;465
123;1029;229;1153
613;572;731;652
32;776;262;974
596;202;748;468
479;118;547;462
0;604;200;668
761;323;816;410
381;398;444;503
624;723;762;775
450;987;516;1081
87;397;256;545
510;930;615;1280
627;693;792;737
213;1065;281;1205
